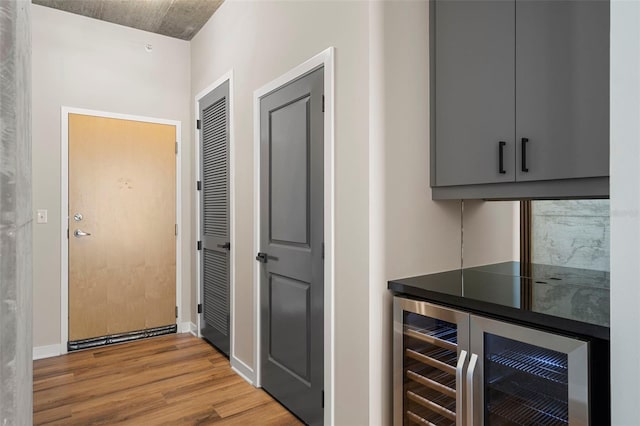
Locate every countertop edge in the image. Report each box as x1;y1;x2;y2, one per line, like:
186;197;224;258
388;281;610;342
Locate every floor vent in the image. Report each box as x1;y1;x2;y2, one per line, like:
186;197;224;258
67;324;177;351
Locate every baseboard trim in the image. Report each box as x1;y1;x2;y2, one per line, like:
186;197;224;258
231;356;255;386
189;322;198;336
178;321;193;333
33;344;62;360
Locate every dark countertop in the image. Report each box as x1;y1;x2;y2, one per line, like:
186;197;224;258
388;261;609;341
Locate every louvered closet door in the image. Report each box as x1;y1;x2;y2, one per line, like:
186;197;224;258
199;80;230;356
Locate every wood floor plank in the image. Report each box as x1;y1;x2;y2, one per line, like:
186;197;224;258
214;387;275;418
33;372;75;392
33;334;303;426
34;358;215;413
215;401;302;426
33;404;71;425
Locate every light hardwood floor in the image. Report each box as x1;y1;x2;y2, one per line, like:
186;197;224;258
33;334;303;425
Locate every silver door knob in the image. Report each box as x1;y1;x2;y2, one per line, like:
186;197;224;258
74;229;91;237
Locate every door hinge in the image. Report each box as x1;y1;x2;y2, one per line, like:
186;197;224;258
175;142;178;155
322;242;325;260
197;241;202;251
197;303;202;314
322;95;325;112
197;180;202;191
322;390;324;408
196;119;201;130
67;228;69;239
175;224;178;236
175;306;178;318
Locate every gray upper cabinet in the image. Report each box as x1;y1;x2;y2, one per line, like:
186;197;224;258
431;0;610;199
515;0;610;182
434;0;515;186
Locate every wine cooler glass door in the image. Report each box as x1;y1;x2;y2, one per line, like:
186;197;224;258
393;298;470;426
469;316;589;426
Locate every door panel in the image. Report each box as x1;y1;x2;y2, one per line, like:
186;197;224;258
68;114;176;341
516;0;609;181
469;315;589;425
434;0;515;186
270;96;311;245
393;298;471;426
269;274;311;382
199;80;231;356
260;67;324;425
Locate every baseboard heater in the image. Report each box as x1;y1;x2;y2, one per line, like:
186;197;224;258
67;324;177;351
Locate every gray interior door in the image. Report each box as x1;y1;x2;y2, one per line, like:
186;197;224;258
259;67;324;425
199;80;230;356
434;0;516;186
515;0;609;182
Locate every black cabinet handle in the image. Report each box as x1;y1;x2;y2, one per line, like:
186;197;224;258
521;138;529;172
217;242;231;250
498;141;506;174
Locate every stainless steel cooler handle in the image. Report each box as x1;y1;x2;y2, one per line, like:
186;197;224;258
466;353;479;426
456;350;468;426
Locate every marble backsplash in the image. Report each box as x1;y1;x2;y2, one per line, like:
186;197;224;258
532;199;610;272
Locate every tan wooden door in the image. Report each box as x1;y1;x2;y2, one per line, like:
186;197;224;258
68;114;176;341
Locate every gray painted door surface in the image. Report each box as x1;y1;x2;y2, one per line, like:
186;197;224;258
199;80;230;356
434;0;515;186
515;0;610;182
259;67;324;425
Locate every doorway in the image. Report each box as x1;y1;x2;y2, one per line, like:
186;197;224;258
197;78;232;356
259;67;324;424
256;62;326;425
61;108;182;352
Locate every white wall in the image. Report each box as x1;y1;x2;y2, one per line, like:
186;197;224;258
32;5;192;349
462;200;520;268
610;0;640;422
371;2;464;423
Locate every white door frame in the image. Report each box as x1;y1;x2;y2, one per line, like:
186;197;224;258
60;107;183;354
253;47;335;426
193;70;239;370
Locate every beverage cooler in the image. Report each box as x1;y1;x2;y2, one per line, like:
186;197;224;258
394;297;590;425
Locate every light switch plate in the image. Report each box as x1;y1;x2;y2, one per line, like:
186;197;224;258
36;209;47;224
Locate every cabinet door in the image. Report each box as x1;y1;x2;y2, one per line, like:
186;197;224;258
434;0;515;186
468;315;589;425
516;0;609;182
393;298;470;425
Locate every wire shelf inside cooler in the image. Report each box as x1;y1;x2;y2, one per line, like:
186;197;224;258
486;343;568;384
406;409;454;426
403;312;459;426
404;322;458;346
405;346;458;377
404;313;458;344
405;380;457;425
406;366;457;395
487;378;569;426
